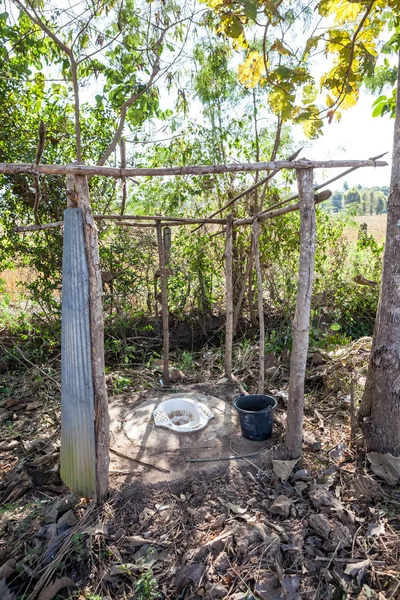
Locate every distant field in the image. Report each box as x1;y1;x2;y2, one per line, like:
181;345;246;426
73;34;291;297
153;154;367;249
344;214;387;243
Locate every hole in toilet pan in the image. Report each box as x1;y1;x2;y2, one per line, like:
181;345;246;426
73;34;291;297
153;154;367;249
153;396;214;432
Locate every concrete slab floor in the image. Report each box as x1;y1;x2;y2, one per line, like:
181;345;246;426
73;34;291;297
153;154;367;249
108;382;277;485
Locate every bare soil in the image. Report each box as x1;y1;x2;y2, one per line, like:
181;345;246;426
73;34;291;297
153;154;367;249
1;339;399;600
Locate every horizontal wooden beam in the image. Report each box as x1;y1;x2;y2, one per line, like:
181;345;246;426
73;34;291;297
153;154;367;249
0;158;388;179
95;214;227;224
6;190;336;234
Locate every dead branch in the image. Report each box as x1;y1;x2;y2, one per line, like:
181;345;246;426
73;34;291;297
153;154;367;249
0;159;387;179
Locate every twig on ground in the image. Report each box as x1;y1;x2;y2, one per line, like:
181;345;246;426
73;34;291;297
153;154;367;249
110;447;170;473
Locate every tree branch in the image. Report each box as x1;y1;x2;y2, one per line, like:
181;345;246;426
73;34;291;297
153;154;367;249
12;0;82;161
96;30;166;167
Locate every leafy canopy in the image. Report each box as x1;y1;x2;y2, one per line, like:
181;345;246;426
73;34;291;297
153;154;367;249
200;0;399;138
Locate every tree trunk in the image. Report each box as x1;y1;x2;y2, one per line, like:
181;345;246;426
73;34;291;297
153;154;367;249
286;168;316;458
75;174;109;502
359;52;400;456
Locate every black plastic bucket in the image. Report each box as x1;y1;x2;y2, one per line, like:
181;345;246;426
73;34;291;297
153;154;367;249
234;394;277;441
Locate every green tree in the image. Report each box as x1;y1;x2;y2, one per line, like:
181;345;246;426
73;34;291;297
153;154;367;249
376;196;384;214
369;190;377;215
361;190;369;215
331;190;343;212
344;188;361;206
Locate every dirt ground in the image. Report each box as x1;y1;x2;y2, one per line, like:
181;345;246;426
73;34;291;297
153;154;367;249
1;338;400;600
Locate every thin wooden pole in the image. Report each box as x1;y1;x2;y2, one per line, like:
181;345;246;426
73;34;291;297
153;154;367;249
120;137;127;216
12;188;331;234
253;219;265;394
286;168;317;459
156;221;170;384
233;241;253;335
74;174;109;502
225;215;234;380
191;147;304;233
0;158;388;178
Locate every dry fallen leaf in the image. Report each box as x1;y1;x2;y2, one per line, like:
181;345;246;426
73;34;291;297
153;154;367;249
218;497;247;514
367;452;400;486
38;577;75;600
0;579;16;600
0;558;17;578
344;559;370;586
366;522;385;539
272;458;299;483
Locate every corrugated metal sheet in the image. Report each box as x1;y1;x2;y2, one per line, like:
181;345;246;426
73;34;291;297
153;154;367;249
60;208;96;498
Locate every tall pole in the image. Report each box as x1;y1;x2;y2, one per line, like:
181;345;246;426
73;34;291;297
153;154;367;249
286;168;316;458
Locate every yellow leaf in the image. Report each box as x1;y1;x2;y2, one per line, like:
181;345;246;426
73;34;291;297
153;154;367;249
238;51;264;88
325;94;335;108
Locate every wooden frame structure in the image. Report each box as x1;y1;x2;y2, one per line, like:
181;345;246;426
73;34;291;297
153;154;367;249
3;154;387;501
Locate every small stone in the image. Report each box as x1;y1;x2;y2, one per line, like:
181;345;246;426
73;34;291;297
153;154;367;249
175;563;207;590
269;495;293;518
169;369;185;381
206;583;227;598
57;510;77;527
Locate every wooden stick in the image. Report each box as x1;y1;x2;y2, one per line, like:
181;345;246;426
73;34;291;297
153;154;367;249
110;447;170;473
191;147;305;233
120;137;127;216
33;120;46;225
210;190;332;237
10;189;329;234
66;174;76;208
350;373;356;448
74;174;110;502
253;219;265;394
234;190;332;226
233;241;253;335
225;215;234;380
256;151;388;220
14;221;64;232
106;215;227;224
286;169;317;459
156;221;170;384
0;158;388;178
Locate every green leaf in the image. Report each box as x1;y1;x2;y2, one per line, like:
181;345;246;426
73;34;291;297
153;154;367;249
330;323;341;331
220;14;244;39
0;11;8;22
240;0;257;21
372;101;385;117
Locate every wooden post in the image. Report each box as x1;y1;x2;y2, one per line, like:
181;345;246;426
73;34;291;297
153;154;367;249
163;226;172;265
225;215;233;379
253;219;265;394
74;174;109;502
286;168;316;458
156;221;170;384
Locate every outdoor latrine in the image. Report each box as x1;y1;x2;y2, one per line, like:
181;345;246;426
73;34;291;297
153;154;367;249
5;153;388;502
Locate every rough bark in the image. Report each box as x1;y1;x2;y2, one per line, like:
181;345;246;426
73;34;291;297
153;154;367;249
225;215;234;379
359;52;400;455
0;159;387;178
75;174;109;502
156;222;170;384
286;168;316;458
